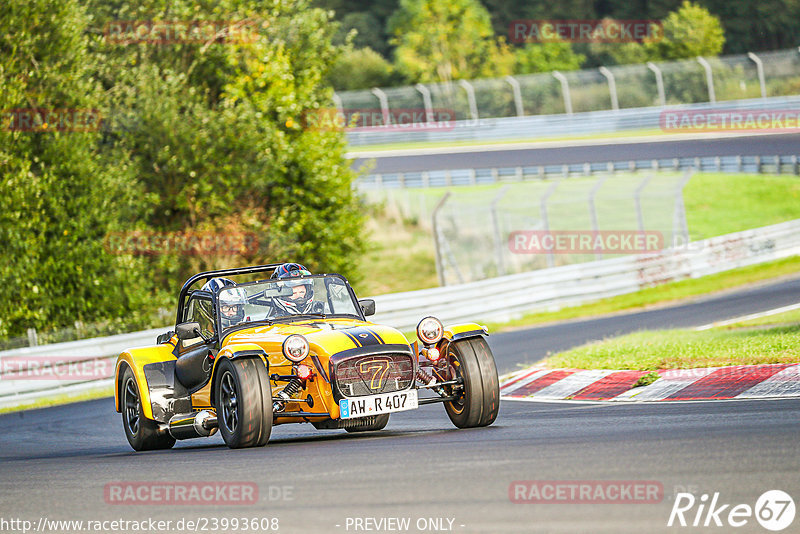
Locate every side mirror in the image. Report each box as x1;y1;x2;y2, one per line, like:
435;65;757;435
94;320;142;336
359;299;376;317
176;322;201;340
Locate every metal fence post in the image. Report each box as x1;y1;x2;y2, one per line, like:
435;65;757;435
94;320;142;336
634;174;654;233
458;79;479;122
540;179;561;268
432;192;451;286
490;186;510;276
598;66;619;111
696;57;716;103
505;76;525;117
672;170;693;247
371;88;391;126
647;62;666;106
415;84;435;124
27;328;38;347
552;71;573;115
332;92;344;117
747;52;767;99
588;175;610;260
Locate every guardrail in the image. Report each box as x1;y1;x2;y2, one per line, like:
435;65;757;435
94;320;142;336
371;219;800;328
0;327;167;410
2;219;799;410
346;95;800;146
356;154;800;189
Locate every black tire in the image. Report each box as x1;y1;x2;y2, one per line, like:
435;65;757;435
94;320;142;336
120;366;175;451
214;357;272;449
344;413;390;433
444;337;500;428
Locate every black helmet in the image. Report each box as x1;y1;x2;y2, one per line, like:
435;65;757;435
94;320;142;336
201;277;236;294
272;263;314;312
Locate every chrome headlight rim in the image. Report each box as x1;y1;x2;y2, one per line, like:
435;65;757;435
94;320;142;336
282;334;310;363
416;316;444;346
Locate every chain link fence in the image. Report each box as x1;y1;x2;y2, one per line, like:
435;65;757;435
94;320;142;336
337;48;800;122
361;153;800;286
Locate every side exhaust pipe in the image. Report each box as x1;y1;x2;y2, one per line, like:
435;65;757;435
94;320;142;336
168;410;218;440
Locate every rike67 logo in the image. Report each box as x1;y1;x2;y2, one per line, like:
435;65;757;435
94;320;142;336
668;490;795;531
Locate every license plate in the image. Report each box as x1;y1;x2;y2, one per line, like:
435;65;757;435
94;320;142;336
339;389;418;419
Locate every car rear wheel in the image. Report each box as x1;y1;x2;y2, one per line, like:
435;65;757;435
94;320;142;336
214;357;272;449
120;366;175;451
344;414;390;432
444;337;499;428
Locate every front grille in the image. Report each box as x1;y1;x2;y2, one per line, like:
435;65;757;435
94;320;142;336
335;353;414;397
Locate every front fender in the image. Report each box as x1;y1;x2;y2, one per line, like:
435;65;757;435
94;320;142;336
443;322;488;343
208;344;270;408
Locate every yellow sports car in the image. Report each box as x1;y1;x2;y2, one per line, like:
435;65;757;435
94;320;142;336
114;263;499;450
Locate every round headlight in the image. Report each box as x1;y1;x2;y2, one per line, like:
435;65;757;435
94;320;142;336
282;334;310;363
417;316;443;346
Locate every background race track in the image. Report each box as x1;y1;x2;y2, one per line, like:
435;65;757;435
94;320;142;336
2;276;799;533
351;132;800;174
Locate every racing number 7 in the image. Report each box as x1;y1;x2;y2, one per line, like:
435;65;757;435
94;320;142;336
358;359;390;391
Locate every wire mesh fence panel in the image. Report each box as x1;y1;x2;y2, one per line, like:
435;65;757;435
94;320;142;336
709;54;762;101
516;72;566;115
759;49;800;97
607;64;662;109
380;86;430;128
658;58;710;104
428;172;691;284
470;77;519;118
337;48;800;124
338;89;381;114
427;81;475;121
562;69;613;113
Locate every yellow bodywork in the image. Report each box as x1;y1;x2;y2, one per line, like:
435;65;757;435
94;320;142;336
115;318;486;424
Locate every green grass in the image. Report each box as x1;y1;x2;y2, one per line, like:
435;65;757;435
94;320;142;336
353;210;438;297
0;385;114;415
684;173;800;238
543;324;800;370
723;307;800;329
482;255;800;333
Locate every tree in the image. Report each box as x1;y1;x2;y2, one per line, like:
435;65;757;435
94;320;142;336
592;1;725;65
0;0;151;338
388;0;513;84
514;41;585;75
328;47;400;90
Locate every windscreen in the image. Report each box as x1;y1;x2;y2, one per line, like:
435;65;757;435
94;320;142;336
216;274;360;327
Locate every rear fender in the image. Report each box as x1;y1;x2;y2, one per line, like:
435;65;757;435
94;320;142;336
114;342;179;420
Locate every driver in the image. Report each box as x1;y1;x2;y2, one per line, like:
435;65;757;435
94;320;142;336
201;277;248;328
268;263;323;316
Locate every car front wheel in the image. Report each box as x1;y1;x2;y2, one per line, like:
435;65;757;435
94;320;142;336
444;337;500;428
214;357;272;449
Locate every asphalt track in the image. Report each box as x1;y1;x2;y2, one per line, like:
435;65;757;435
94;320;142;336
352;132;800;174
2;276;799;533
